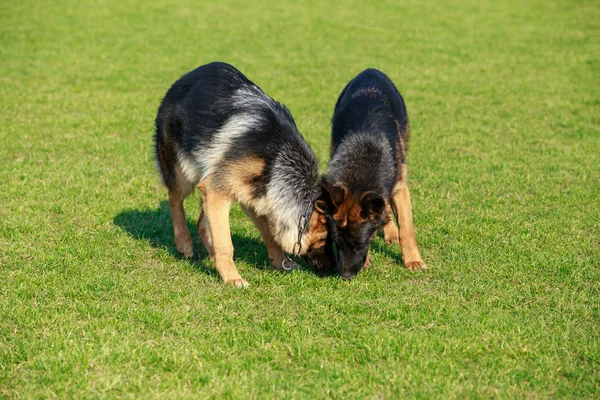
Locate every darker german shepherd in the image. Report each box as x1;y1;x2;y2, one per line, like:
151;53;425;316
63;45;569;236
316;68;426;279
154;62;332;287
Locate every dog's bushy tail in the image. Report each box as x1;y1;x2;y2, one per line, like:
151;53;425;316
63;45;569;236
154;106;180;190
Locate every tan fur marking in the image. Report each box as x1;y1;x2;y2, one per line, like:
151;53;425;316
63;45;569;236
196;209;214;258
199;179;249;287
218;157;265;203
332;196;365;227
382;201;399;245
362;251;371;270
400;124;409;155
304;210;328;251
302;209;333;272
390;166;426;271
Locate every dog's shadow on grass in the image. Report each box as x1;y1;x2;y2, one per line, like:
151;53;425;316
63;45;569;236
113;202;405;279
113;201;280;277
371;233;405;266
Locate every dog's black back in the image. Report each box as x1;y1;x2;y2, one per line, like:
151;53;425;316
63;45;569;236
328;69;409;200
332;69;408;156
154;62;319;203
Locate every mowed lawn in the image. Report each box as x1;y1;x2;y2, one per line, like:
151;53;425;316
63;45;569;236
1;0;599;397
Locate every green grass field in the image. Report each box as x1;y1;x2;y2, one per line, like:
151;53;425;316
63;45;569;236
1;0;599;397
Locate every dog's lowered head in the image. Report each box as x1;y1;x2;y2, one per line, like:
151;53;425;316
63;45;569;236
314;177;390;279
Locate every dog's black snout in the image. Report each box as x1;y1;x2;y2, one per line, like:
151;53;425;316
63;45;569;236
335;243;368;279
341;271;355;280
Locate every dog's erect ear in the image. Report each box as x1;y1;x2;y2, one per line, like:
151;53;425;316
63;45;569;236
359;192;386;220
314;178;346;214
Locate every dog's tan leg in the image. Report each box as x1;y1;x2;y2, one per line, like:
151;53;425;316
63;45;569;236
391;173;426;272
362;251;371;270
199;183;248;287
168;189;193;258
382;202;399;245
240;206;286;268
196;209;214;259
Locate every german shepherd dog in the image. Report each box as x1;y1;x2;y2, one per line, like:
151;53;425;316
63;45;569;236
154;62;332;287
316;69;426;279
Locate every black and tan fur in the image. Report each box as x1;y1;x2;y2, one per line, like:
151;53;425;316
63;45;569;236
317;68;426;279
154;62;331;287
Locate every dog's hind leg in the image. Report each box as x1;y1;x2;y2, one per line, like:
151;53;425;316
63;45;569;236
196;209;214;259
156;124;195;259
382;201;400;245
390;166;426;272
240;205;286;268
168;187;194;259
199;180;248;287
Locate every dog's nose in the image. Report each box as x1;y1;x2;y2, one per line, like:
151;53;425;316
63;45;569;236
341;271;355;280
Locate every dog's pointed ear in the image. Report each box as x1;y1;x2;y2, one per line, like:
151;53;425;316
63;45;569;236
314;177;346;215
360;192;386;220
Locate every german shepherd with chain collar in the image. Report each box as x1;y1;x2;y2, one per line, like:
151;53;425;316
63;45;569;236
154;62;332;287
316;69;426;279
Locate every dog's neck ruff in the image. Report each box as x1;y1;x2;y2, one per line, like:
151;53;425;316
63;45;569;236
264;137;320;260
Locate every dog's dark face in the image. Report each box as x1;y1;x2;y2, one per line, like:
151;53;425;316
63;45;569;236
315;180;388;279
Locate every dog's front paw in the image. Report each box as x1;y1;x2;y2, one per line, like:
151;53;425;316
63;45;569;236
404;260;427;272
226;278;250;288
382;223;399;246
384;235;399;246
